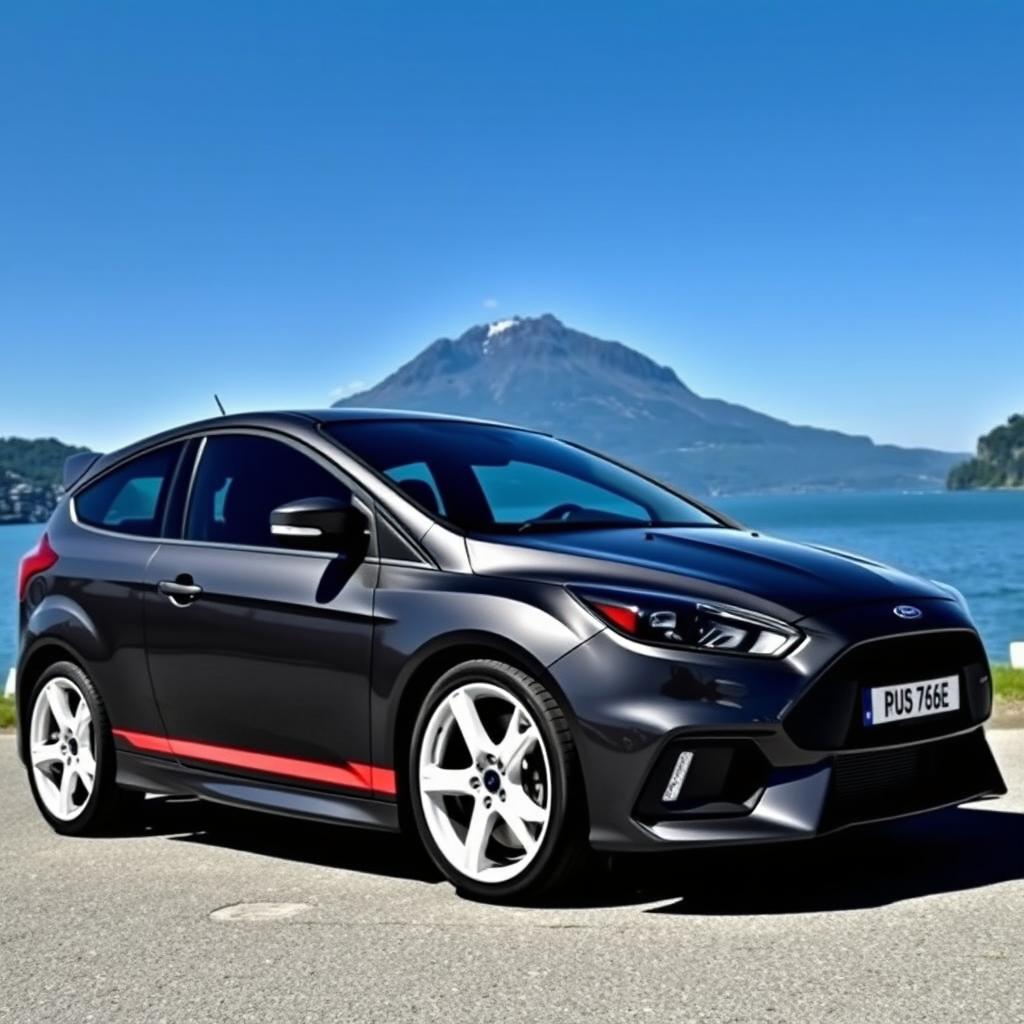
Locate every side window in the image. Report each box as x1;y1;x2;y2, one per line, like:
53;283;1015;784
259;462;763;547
75;443;185;538
186;434;352;548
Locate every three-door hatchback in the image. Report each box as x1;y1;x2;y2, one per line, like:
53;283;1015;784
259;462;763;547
16;410;1006;899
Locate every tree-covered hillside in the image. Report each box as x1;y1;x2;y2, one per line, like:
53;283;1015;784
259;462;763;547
948;414;1024;490
0;436;88;523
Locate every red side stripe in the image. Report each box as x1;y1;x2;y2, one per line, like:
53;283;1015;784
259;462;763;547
370;766;397;795
112;729;397;796
112;729;174;755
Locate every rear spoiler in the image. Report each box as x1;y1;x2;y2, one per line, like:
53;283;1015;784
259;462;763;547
62;451;103;490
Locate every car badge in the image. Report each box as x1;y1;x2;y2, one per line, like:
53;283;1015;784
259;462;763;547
893;605;923;620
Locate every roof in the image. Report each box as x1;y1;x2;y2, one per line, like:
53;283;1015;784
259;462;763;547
301;407;526;428
75;408;540;484
170;407;523;429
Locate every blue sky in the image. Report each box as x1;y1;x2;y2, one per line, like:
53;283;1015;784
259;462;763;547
1;1;1021;453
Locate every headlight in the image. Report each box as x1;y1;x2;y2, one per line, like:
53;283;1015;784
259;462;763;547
570;587;802;658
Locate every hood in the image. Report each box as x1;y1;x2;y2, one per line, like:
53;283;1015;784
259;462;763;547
465;526;953;623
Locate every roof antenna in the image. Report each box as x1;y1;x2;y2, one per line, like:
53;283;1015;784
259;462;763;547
214;394;227;416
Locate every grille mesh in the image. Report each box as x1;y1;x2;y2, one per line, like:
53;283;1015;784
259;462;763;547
821;728;1002;830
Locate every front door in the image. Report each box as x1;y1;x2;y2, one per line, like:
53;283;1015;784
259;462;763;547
144;431;381;796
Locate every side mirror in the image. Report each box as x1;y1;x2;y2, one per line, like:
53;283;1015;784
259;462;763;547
269;495;368;552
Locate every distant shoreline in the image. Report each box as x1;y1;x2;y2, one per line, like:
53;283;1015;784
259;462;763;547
946;485;1024;493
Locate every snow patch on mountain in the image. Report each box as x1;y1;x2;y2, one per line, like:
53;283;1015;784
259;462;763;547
486;318;519;338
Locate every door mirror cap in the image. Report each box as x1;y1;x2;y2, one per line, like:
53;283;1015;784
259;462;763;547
269;496;367;551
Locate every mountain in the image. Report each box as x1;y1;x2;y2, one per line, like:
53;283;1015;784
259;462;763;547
0;436;88;524
335;315;965;496
948;413;1024;490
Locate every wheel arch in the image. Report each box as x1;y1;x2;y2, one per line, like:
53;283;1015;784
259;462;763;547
17;594;109;761
387;630;585;806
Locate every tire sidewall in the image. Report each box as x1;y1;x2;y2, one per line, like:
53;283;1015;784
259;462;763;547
408;660;576;901
24;661;114;836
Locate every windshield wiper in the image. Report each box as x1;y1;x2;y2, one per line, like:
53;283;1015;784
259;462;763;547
642;521;727;529
512;519;729;534
515;519;653;534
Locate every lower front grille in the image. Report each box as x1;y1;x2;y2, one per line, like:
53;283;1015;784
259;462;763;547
821;728;1004;831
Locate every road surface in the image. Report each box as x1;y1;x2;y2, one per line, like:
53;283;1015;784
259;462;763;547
1;730;1022;1023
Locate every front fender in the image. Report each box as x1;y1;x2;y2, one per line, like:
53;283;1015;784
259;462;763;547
369;566;601;773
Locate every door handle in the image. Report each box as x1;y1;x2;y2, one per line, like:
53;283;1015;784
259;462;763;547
157;579;203;601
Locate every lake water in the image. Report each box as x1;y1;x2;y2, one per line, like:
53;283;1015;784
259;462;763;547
2;490;1022;674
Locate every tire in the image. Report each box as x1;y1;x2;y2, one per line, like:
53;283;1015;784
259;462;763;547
408;659;586;901
24;660;140;836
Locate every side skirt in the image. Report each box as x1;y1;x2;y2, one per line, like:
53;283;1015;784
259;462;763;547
116;751;402;833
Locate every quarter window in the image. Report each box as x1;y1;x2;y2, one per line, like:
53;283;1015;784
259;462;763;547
185;434;353;548
75;443;185;537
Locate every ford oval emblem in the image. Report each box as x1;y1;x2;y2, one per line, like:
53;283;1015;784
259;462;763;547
894;605;923;620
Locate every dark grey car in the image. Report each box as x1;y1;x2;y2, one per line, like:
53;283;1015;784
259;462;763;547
16;410;1005;899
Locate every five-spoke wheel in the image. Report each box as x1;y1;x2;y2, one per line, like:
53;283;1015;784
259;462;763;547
24;661;139;835
410;660;584;900
418;681;551;882
29;675;97;821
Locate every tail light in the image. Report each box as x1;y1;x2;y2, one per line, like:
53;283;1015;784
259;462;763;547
17;532;58;602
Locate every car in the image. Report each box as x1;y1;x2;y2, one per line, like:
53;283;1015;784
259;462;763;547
15;409;1006;900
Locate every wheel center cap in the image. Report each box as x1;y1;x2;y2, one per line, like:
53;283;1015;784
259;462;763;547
67;738;78;756
482;769;501;793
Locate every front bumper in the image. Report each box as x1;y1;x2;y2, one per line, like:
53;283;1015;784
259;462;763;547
639;727;1003;848
548;604;1006;851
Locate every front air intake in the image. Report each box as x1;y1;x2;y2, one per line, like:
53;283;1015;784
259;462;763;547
820;728;1005;831
634;738;770;822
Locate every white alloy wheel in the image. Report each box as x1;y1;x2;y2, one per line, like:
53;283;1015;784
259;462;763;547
417;681;552;884
29;677;97;822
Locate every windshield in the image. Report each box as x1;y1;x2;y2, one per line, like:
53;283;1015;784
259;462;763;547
324;419;724;533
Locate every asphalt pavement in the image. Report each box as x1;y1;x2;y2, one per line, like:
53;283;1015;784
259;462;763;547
1;729;1022;1024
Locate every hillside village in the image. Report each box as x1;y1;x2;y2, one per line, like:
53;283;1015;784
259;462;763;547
0;437;85;524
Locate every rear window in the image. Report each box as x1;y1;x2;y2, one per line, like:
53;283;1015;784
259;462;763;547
74;443;185;537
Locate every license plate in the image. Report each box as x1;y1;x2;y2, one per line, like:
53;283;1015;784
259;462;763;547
862;675;960;726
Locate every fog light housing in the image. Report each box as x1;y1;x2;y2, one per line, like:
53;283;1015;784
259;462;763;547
634;739;770;822
662;750;694;802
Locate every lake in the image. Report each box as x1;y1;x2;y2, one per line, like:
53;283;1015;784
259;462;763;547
2;490;1022;674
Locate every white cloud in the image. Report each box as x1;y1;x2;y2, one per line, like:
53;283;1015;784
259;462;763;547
329;380;368;401
482;297;500;309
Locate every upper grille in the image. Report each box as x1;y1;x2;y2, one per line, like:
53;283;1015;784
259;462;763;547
784;630;990;751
